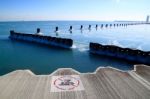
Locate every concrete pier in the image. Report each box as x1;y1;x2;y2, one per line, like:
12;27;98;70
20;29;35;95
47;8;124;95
0;65;150;99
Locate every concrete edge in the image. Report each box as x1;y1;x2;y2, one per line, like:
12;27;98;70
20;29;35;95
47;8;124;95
0;64;149;77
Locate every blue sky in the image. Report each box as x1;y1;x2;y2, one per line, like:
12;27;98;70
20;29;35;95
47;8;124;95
0;0;149;21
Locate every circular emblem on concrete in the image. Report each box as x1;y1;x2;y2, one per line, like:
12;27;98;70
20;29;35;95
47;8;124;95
53;75;80;90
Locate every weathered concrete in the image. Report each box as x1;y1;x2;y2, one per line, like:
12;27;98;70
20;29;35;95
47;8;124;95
0;65;150;99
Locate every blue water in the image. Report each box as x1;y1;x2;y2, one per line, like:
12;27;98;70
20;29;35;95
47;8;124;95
0;21;150;75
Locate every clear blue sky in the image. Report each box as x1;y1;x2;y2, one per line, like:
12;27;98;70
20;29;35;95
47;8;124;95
0;0;149;21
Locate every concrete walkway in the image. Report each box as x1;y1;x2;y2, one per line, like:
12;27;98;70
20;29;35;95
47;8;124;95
0;65;150;99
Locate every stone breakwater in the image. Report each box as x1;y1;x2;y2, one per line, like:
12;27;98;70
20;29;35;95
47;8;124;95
90;42;150;65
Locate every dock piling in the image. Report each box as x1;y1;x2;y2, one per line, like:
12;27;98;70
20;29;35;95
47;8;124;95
55;26;59;32
101;24;103;28
69;26;73;31
105;24;108;28
69;26;73;33
96;24;98;30
80;25;83;30
88;25;91;31
37;28;40;33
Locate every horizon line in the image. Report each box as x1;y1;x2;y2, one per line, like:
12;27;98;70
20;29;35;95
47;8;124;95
0;19;146;23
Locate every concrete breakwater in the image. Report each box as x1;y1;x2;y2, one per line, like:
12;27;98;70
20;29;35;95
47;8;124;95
90;42;150;65
9;30;73;48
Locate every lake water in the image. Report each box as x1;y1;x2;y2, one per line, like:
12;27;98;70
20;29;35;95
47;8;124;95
0;21;150;75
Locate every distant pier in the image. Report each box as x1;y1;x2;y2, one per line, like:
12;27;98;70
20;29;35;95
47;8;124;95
47;22;149;33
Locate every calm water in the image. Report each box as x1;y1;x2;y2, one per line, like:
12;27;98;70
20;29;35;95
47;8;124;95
0;21;150;75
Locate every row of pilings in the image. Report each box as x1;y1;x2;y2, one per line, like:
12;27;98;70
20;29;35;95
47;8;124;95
36;22;147;34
